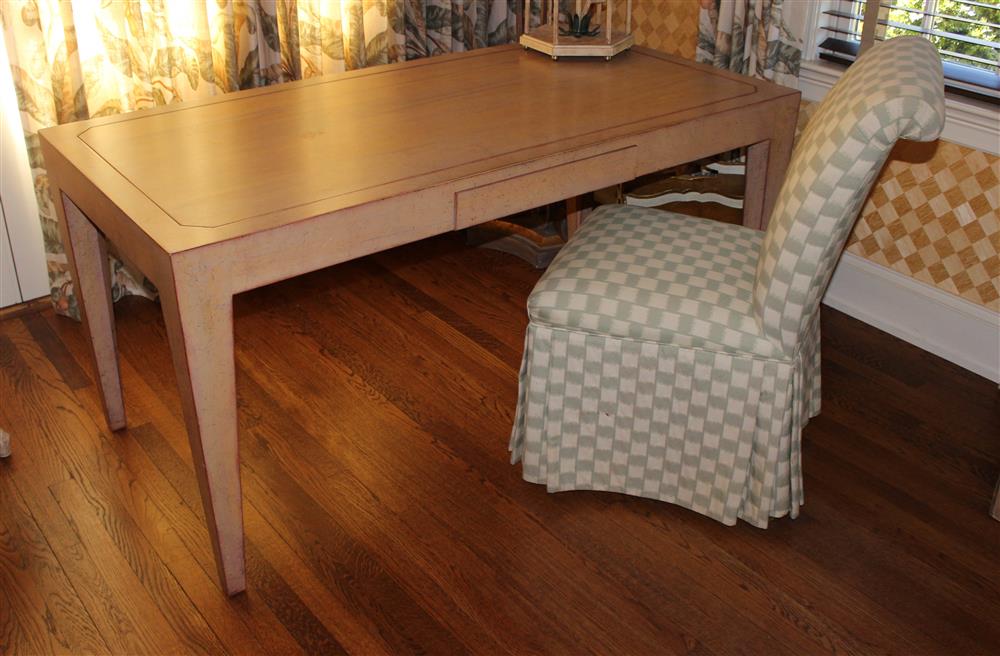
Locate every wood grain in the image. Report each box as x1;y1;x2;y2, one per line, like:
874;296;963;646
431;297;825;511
0;474;109;655
20;312;91;391
41;46;793;250
0;330;190;655
2;234;997;654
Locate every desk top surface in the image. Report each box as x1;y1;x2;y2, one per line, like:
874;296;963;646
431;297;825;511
41;45;796;253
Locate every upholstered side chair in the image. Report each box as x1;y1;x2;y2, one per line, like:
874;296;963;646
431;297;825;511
509;38;946;527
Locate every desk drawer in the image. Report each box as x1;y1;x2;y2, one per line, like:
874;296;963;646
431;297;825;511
454;146;637;229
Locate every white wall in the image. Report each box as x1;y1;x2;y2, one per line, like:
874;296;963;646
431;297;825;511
1;198;22;307
0;29;48;308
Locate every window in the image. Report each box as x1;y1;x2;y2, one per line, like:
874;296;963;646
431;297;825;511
816;0;999;102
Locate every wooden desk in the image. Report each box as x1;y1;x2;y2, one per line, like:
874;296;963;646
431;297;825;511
40;45;799;595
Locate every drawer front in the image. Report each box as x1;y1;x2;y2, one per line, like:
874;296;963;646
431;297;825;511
454;146;637;229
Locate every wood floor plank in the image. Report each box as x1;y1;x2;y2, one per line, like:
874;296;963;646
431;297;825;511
1;333;167;655
20;313;91;391
41;312;325;656
109;303;468;655
109;424;308;656
807;423;1000;597
0;476;109;655
0;452;170;653
812;397;998;555
239;439;478;656
107;320;397;656
292;283;891;655
370;240;535;360
223;325;539;654
232;353;700;656
820;355;996;494
203;280;712;652
0;330;221;655
792;483;1000;654
231;291;806;656
662;515;927;656
129;422;368;656
2;234;997;655
361;259;525;370
821;307;997;421
241;266;994;656
47;477;228;656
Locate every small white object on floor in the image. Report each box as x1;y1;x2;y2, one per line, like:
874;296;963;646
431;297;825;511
0;429;10;458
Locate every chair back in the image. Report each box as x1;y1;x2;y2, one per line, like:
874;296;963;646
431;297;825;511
753;37;945;354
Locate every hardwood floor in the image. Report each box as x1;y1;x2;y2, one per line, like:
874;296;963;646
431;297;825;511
1;233;998;655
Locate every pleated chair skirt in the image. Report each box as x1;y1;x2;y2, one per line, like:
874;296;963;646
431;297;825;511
509;315;822;528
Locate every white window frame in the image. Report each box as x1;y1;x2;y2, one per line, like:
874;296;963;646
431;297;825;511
798;0;1000;155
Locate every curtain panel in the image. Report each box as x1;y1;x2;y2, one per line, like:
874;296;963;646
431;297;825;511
0;0;517;317
695;0;806;88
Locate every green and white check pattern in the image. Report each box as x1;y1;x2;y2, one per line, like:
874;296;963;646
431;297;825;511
510;38;944;527
755;38;946;353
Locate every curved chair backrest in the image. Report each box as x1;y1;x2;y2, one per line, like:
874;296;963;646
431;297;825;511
753;37;945;355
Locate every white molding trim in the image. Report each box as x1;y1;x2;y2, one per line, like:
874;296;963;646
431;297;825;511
798;60;1000;155
798;59;843;103
823;252;1000;383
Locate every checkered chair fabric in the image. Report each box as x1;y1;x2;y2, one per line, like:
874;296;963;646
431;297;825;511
510;38;945;527
755;38;946;353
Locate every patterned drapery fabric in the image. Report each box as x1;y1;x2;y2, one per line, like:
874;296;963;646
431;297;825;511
0;0;517;317
695;0;807;88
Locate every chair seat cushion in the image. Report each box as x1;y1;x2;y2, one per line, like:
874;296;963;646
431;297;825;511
528;205;783;359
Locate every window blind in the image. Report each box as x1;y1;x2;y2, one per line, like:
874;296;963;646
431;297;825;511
818;0;1000;102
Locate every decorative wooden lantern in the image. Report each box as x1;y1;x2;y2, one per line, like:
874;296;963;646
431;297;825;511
520;0;634;60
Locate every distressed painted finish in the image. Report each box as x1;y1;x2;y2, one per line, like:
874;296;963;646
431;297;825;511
56;196;126;431
39;44;797;594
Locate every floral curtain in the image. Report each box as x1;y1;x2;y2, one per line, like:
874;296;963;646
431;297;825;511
695;0;807;88
0;0;518;317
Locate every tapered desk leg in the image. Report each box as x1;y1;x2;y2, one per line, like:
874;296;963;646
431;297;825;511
566;196;592;240
160;268;246;595
57;193;126;431
744;97;798;231
743;141;771;231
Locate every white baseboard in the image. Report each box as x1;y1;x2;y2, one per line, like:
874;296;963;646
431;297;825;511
823;252;1000;383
